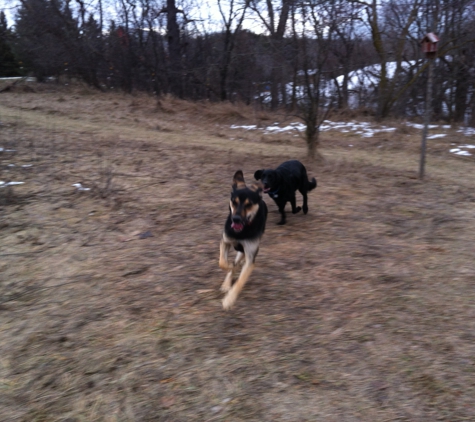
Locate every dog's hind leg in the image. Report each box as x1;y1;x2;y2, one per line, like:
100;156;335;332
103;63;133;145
301;177;316;214
301;192;309;214
220;252;244;293
298;186;309;214
290;194;302;214
222;241;258;310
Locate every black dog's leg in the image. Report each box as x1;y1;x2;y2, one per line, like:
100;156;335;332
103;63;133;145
290;194;302;214
298;187;309;214
277;201;287;225
302;192;308;214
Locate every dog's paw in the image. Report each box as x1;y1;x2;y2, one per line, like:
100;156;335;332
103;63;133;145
303;205;308;214
220;274;232;293
222;292;237;310
220;284;231;293
292;206;302;214
277;220;286;225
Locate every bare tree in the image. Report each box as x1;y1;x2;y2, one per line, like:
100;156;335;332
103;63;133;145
352;0;423;119
293;0;337;160
216;0;250;101
328;1;364;109
249;0;294;109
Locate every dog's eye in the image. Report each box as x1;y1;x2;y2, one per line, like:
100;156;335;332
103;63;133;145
245;203;253;209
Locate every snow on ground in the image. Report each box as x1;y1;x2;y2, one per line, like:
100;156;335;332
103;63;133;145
450;144;475;157
230;120;475;157
72;183;90;191
0;181;25;188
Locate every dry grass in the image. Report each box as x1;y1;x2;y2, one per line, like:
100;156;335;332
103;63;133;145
1;82;475;421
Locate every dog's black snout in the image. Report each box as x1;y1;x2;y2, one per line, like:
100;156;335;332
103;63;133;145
232;215;242;223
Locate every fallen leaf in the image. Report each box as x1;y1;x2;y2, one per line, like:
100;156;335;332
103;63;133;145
330;327;343;338
160;396;175;408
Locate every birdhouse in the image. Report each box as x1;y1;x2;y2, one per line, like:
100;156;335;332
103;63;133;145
421;33;439;58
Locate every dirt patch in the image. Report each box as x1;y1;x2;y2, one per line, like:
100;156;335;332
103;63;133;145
1;86;475;421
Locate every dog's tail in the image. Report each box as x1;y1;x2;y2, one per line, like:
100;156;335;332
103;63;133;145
308;177;317;191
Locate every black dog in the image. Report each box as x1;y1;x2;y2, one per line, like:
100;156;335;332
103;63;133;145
254;160;317;225
219;170;268;310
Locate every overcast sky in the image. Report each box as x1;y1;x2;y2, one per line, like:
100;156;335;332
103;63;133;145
1;0;267;34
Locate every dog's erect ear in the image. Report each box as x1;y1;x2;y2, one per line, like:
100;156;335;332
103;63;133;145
250;181;264;197
254;169;263;180
232;170;246;190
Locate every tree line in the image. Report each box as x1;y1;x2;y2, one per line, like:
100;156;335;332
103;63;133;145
1;0;475;127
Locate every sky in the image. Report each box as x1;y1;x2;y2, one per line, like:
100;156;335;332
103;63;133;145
1;0;16;25
0;0;266;33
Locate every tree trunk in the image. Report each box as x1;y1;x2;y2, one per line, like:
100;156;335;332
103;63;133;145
167;0;182;98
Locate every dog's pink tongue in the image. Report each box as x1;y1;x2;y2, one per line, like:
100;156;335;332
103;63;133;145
231;222;244;231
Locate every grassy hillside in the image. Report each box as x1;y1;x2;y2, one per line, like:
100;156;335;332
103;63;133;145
1;82;474;421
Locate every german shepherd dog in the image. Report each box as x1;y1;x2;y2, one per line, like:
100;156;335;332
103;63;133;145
219;170;268;310
254;160;317;225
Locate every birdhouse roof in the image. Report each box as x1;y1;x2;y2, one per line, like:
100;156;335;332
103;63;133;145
421;32;439;43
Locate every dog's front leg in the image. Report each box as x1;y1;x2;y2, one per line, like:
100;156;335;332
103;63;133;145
277;201;287;225
219;237;233;271
220;251;244;293
222;242;258;310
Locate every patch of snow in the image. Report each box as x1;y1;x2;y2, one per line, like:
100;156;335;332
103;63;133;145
406;122;438;130
458;127;475;136
229;119;475;153
265;125;298;133
0;181;25;188
230;124;257;130
72;183;91;191
450;148;472;156
406;122;424;130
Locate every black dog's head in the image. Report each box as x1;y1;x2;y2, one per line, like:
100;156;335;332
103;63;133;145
229;170;263;233
254;169;279;194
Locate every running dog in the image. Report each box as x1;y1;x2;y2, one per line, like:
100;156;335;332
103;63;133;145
219;170;268;310
254;160;317;225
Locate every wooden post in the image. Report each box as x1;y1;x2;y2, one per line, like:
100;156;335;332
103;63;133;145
419;32;439;180
419;58;433;180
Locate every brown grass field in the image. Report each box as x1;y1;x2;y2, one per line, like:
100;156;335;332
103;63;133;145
1;81;475;421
